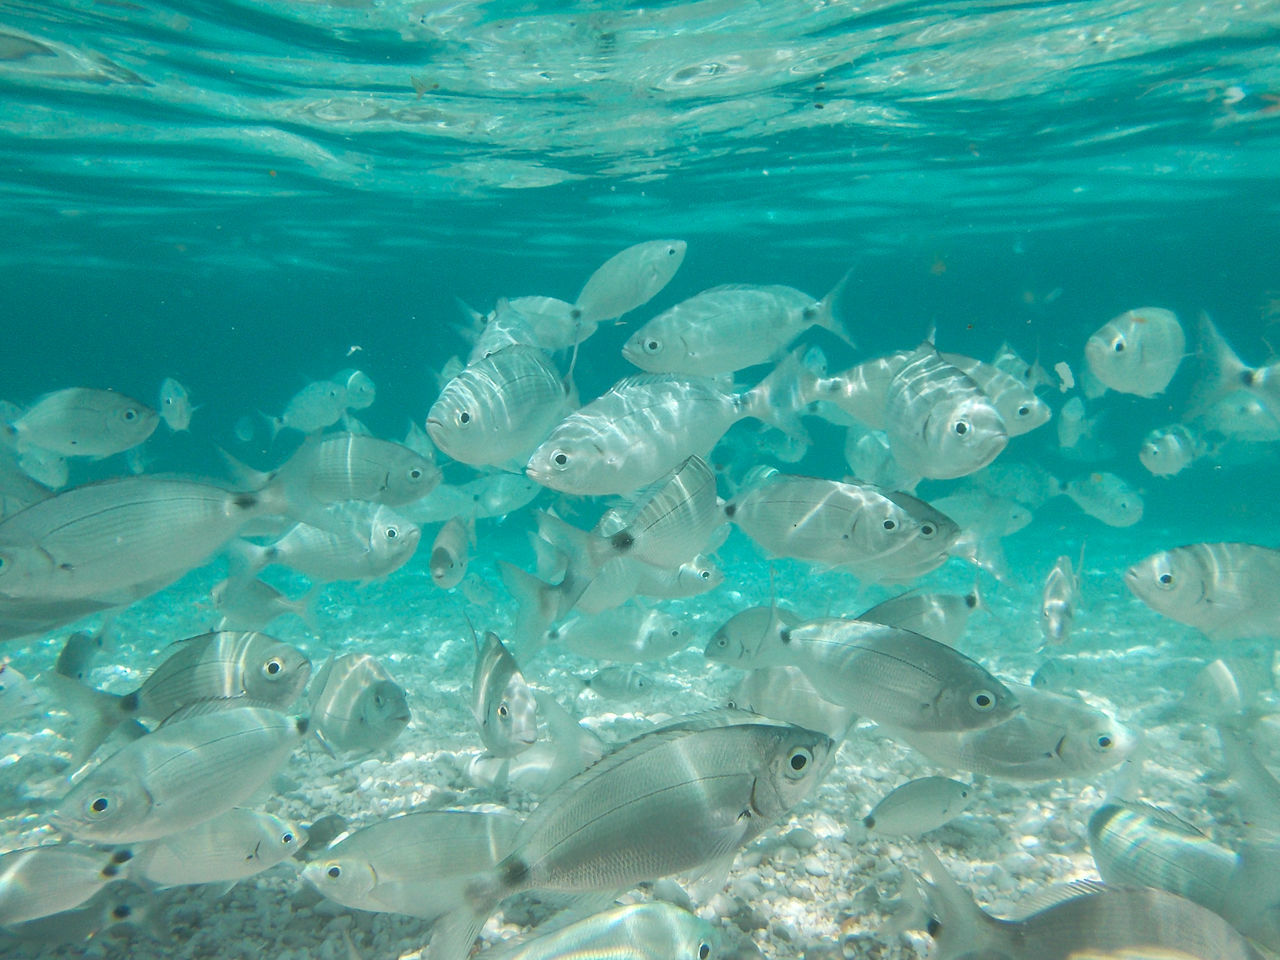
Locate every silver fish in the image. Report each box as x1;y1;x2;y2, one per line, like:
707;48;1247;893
465;296;584;362
883;343;1008;480
915;846;1262;960
1040;553;1080;647
857;585;981;647
335;368;376;410
157;378;192;432
807;350;912;428
0;844;133;926
310;653;411;754
478;902;718;960
4;388;158;458
302;810;520;919
526;356;803;496
428;713;832;960
706;603;804;667
402;472;541;524
269;379;347;439
54;625;108;681
1063;471;1143;527
572;239;687;326
769;617;1017;731
861;776;972;837
940;351;1051;437
842;425;916;490
1125;542;1280;640
52;706;307;842
622;274;852;375
1140;422;1202;476
472;632;537;758
541;605;686;663
1170;657;1272;723
269;432;440;512
427;346;573;469
212;575;313;631
133;807;306;887
430;516;475;589
585;665;655;700
728;666;856;740
930;488;1032;540
1085;306;1185;397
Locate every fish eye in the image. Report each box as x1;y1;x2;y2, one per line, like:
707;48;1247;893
385;526;399;540
458;411;472;425
552;451;569;468
113;904;133;919
920;523;935;538
699;568;711;580
1157;571;1174;588
953;420;970;436
89;796;111;816
409;468;423;480
1096;734;1114;750
282;832;295;844
715;636;728;648
1017;405;1030;417
373;693;386;708
785;746;813;777
699;944;711;960
926;918;941;937
327;865;342;879
1113;339;1125;352
670;628;681;638
882;519;896;530
497;704;510;718
265;658;283;676
122;408;138;421
969;690;996;711
645;339;661;353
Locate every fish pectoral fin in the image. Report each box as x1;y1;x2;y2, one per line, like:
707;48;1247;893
685;849;739;902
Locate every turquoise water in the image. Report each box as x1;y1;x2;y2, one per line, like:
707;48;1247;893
3;1;1280;958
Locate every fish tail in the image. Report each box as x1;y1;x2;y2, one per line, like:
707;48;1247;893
226;539;272;578
816;268;857;349
745;347;816;441
428;875;501;960
42;672;128;766
498;560;560;648
1189;310;1255;415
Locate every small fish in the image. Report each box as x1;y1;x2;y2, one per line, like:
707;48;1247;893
0;881;155;948
541;605;685;663
402;472;541;524
842;425;916;490
705;604;804;667
585;665;654;700
1085;306;1186;397
572;239;687;327
1063;471;1143;527
464;296;585;362
623;273;853;375
268;379;347;439
54;626;109;681
0;660;41;723
132;808;306;887
968;459;1062;510
309;654;411;754
807;349;913;428
1140;422;1203;477
211;575;315;631
264;432;440;514
3;388;158;458
471;631;537;758
430;516;475;589
0;845;133;926
52;706;307;842
858;585;981;647
1055;396;1091;449
991;341;1055;392
335;368;376;410
930;488;1032;539
861;776;972;837
914;846;1263;960
1197;390;1280;443
302;810;520;919
157;377;193;432
1040;553;1080;647
1125;542;1280;640
477;902;718;960
1168;657;1271;723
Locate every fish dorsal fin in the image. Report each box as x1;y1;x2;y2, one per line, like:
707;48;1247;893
1124;800;1211;839
1008;879;1109;920
609;372;697;393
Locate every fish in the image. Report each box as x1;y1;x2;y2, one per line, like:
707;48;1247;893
233;501;421;587
1040;553;1080;647
1055;395;1091;449
52;706;307;842
477;902;718;960
883;343;1008;480
913;846;1263;960
0;443;53;516
0;659;41;722
526;354;806;496
309;653;411;754
807;350;913;428
939;351;1051;437
0;880;155;949
263;432;440;515
1140;422;1203;476
882;682;1135;781
572;239;687;327
585;665;655;700
727;665;857;740
860;776;972;837
402;472;542;524
1168;657;1272;724
930;488;1032;539
464;296;585;362
132;807;306;887
762;617;1018;731
540;605;686;663
0;844;133;926
211;575;315;631
3;387;158;458
427;346;573;469
471;631;538;758
467;691;607;796
302;810;521;919
428;713;832;960
857;584;981;647
1085;306;1186;397
725;473;958;582
842;425;916;491
622;273;853;375
268;379;347;439
430;516;475;589
1125;542;1280;640
968;459;1062;509
157;378;193;431
991;341;1055;391
706;604;805;667
1063;471;1144;527
335;368;376;410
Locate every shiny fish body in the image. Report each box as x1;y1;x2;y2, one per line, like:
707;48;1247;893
884;343;1009;480
240;501;421;584
472;632;537;758
52;706;306;842
857;587;980;647
1064;470;1143;527
775;618;1017;731
863;776;972;837
273;380;346;436
158;378;192;431
482;902;718;960
808;351;912;428
705;604;804;667
1125;542;1280;640
133;808;306;887
274;432;439;510
430;516;475;589
1085;306;1186;397
467;296;582;362
303;810;520;919
884;683;1135;781
310;653;410;754
336;369;376;410
403;472;541;524
940;351;1051;436
728;666;856;740
1140;422;1202;476
5;387;158;458
0;476;266;603
586;665;653;700
544;605;686;663
623;278;848;375
572;239;686;326
1040;554;1079;647
592;455;723;569
427;346;572;468
211;575;312;631
0;844;132;926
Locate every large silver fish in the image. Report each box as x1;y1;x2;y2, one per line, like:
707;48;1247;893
428;712;832;960
3;387;158;458
572;239;687;326
1085;306;1185;397
52;706;307;842
309;653;411;754
1126;542;1280;640
133;807;306;887
269;432;439;512
427;346;573;469
471;631;538;758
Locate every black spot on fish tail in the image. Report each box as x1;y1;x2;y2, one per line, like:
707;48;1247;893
234;493;258;510
779;628;791;645
610;531;634;552
724;503;736;518
501;857;530;886
120;691;140;714
295;717;310;736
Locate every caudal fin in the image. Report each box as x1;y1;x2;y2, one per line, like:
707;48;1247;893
814;269;856;349
745;347;818;441
1189;311;1255;416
